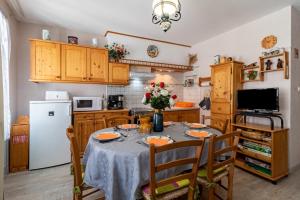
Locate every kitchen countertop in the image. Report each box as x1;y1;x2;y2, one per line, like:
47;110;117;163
73;109;129;114
164;107;200;112
73;107;200;115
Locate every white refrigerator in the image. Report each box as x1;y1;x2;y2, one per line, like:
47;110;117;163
29;100;72;170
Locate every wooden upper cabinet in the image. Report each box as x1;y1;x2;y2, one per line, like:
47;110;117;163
30;40;61;80
109;63;129;84
61;45;87;81
87;48;108;82
211;64;231;103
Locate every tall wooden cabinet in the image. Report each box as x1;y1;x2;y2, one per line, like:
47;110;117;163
210;61;243;132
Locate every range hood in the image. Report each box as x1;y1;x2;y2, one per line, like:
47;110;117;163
130;66;155;80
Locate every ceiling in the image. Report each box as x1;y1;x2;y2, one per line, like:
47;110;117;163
6;0;300;45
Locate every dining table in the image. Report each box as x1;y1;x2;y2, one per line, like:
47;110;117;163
83;122;223;200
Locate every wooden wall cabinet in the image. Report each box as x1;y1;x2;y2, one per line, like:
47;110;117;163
73;110;129;155
61;45;87;81
30;39;128;85
210;61;243;132
30;40;61;81
109;63;129;84
88;48;109;82
163;109;200;123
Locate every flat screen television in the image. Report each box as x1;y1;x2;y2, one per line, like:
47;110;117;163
237;88;279;112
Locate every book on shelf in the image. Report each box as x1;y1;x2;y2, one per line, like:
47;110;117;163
245;157;271;170
246;162;272;175
238;144;272;157
242;141;272;154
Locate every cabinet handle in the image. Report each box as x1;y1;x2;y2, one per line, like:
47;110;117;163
56;76;61;79
82;77;87;80
88;77;91;80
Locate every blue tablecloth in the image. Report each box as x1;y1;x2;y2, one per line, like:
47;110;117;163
83;123;222;200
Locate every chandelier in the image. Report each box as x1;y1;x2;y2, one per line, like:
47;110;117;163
152;0;181;32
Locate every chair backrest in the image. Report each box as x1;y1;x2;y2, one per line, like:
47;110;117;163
105;115;134;127
66;127;83;187
206;131;241;182
149;140;205;200
202;115;229;134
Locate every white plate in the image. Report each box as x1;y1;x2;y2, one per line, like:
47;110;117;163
185;130;212;139
185;123;207;129
142;136;174;146
93;132;121;142
117;124;139;130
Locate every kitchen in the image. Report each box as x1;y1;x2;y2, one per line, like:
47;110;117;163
2;1;300;200
14;27;202;173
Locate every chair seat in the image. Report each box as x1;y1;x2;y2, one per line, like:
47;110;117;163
197;166;229;186
142;179;190;200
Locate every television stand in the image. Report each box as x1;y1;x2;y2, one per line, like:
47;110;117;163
234;111;284;130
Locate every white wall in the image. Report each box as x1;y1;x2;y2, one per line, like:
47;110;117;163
290;7;300;170
106;33;190;65
186;6;300;168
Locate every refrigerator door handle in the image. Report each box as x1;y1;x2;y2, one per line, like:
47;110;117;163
68;104;72;116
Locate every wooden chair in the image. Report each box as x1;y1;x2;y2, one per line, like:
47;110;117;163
105;115;134;128
66;127;104;200
142;140;205;200
202;115;229;134
197;131;241;200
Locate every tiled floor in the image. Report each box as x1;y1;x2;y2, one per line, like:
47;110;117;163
4;164;300;200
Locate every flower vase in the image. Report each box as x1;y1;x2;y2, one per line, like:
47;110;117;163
153;109;163;132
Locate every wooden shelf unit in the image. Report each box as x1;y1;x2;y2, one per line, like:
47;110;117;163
259;51;289;79
240;66;263;83
232;122;288;183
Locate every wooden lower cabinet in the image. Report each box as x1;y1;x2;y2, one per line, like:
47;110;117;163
73;110;129;155
163;109;200;123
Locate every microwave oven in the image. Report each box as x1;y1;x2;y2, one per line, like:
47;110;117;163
73;97;102;111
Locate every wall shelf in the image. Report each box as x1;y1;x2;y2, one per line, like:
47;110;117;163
259;51;289;79
112;58;193;72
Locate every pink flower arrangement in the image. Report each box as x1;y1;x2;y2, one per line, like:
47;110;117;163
142;81;177;110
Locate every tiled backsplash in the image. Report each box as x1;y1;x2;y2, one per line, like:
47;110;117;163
107;72;184;108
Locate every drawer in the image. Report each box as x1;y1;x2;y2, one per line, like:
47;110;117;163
95;111;128;119
211;102;231;114
74;113;94;120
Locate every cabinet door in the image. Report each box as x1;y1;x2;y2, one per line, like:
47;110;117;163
87;49;108;82
74;119;95;154
178;110;200;123
163;112;178;122
109;63;129;84
211;65;231;103
95;119;106;131
61;45;87;81
30;41;61;80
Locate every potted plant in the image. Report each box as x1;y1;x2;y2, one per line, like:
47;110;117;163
246;70;258;80
142;82;177;132
104;42;129;62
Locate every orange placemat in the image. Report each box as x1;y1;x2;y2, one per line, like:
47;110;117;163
186;130;210;138
95;132;120;140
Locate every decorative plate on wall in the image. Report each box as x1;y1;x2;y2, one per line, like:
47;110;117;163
147;45;159;58
261;35;277;49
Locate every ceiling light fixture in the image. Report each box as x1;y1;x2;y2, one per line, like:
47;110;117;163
152;0;181;32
